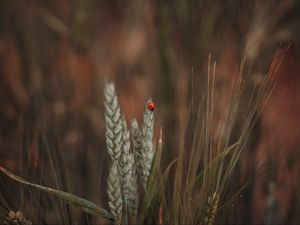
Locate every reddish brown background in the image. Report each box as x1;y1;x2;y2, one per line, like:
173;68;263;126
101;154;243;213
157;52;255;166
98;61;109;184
0;0;300;224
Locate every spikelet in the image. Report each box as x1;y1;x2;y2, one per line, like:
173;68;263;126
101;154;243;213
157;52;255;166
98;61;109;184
107;162;123;225
140;100;155;188
203;192;219;225
118;115;133;199
3;210;32;225
104;82;123;161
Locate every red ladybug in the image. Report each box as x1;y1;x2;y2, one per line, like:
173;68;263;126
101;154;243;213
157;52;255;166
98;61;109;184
147;101;155;111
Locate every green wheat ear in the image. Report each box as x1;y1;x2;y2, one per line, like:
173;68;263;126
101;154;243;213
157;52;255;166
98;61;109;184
107;162;123;225
103;82;157;225
118;115;133;200
141;100;155;189
130;101;155;190
127;119;139;219
127;154;138;216
104;82;123;161
130;118;144;182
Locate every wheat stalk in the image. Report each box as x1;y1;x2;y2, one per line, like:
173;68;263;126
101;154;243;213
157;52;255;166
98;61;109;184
104;82;123;161
107;162;123;225
203;192;219;225
3;210;32;225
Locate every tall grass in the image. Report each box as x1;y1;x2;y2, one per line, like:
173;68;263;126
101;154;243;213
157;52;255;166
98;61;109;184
0;48;287;224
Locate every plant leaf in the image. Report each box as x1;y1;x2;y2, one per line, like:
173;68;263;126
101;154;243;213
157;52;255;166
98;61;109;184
0;166;113;220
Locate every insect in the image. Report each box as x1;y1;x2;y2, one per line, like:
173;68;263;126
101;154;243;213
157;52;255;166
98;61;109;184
147;100;155;111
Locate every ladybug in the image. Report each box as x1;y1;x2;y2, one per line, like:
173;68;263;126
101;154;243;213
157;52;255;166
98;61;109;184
147;100;155;111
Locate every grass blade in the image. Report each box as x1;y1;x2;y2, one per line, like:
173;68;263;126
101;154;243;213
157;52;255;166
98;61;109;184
0;166;113;221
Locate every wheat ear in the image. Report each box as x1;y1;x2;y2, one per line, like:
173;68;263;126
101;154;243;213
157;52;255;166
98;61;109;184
140;100;155;188
130;118;144;179
118;115;134;225
203;192;219;225
128;118;141;217
130;101;155;189
104;82;123;161
117;115;133;200
107;162;123;225
3;210;32;225
127;154;138;215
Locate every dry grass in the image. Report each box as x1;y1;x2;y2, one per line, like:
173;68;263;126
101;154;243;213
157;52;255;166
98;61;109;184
0;53;280;224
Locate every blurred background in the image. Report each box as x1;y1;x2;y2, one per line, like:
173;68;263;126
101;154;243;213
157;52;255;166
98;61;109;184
0;0;300;224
